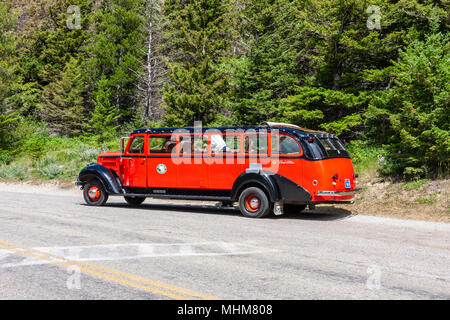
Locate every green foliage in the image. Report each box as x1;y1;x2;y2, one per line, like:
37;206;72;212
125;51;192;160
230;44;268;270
0;162;30;180
162;0;232;126
404;179;429;190
414;197;436;205
367;31;449;178
21;134;48;162
0;0;448;181
346;140;385;178
41;57;87;135
88;76;120;141
85;0;146;124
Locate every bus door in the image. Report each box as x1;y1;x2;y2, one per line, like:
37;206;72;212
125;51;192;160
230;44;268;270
244;132;269;172
206;133;246;190
176;134;208;189
269;133;303;186
122;134;147;188
147;135;178;189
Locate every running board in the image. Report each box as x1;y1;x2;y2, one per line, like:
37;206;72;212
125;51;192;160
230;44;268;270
111;193;230;202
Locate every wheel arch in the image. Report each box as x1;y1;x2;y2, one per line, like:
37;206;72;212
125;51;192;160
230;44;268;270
230;171;280;203
77;164;122;195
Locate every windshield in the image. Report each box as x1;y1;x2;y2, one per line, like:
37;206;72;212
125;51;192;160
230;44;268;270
300;136;350;160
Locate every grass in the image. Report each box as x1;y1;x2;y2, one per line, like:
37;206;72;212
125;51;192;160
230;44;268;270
0;134;121;183
346;140;384;181
414;196;437;205
404;179;429;190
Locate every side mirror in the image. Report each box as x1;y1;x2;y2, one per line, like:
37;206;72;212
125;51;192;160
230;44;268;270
121;137;129;155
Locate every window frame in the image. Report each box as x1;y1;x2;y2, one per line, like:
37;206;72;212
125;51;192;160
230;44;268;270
148;134;176;154
270;133;303;156
126;134;147;155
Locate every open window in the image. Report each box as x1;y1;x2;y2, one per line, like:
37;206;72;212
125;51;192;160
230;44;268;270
128;136;145;154
149;135;175;154
271;134;301;155
244;134;268;155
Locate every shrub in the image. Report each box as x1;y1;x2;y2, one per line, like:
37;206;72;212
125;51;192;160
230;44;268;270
37;163;65;180
367;31;450;178
0;163;30;180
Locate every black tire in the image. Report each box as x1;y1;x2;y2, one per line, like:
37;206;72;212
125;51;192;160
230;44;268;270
124;196;145;206
238;187;272;218
83;180;108;206
283;204;307;215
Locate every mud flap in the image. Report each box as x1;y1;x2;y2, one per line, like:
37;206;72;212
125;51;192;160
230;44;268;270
273;202;284;216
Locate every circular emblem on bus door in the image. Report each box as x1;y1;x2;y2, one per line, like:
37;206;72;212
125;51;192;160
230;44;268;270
156;164;167;174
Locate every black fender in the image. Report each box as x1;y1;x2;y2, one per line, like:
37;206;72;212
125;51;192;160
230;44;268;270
231;171;280;202
231;170;312;203
76;163;123;195
271;174;312;203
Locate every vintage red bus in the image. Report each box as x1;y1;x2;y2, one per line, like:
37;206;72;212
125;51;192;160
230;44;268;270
76;122;360;218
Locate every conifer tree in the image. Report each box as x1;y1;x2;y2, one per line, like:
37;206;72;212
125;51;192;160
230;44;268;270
88;76;120;141
162;0;232;126
85;0;146;124
41;57;87;136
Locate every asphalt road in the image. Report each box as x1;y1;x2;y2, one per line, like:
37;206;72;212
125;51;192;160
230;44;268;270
0;185;449;300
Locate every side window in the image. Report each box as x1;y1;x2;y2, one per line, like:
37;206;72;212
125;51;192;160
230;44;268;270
128;136;145;154
244;134;268;155
178;135;192;155
149;135;175;154
178;135;207;154
224;135;241;154
272;134;301;154
193;135;207;154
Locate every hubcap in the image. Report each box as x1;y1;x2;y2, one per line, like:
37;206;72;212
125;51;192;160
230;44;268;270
246;195;260;212
88;186;100;201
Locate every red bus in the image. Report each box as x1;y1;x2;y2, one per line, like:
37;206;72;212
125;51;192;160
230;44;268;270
76;122;360;218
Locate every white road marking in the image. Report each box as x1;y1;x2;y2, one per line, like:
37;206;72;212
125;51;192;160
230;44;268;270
0;242;278;268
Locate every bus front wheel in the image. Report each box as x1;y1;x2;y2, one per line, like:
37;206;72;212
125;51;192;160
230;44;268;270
238;187;272;218
83;180;108;206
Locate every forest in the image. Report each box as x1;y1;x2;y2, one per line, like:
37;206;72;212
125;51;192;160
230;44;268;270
0;0;448;182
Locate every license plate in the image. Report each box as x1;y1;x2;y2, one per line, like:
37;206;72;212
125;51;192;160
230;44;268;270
345;179;351;189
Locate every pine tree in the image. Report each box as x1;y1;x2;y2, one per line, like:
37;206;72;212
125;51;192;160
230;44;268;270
88;76;120;141
41;57;87;136
229;0;449;139
0;1;19;151
162;0;232;126
85;0;146;125
368;31;450;178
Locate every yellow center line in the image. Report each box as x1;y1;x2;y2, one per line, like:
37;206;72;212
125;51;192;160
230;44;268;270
0;239;217;300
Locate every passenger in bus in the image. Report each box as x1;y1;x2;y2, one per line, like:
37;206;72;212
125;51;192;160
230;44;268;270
163;138;176;153
211;134;227;153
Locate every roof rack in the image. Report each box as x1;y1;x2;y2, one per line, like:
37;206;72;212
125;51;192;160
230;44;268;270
260;122;322;133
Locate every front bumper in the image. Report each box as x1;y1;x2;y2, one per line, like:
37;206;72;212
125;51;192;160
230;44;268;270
75;179;85;188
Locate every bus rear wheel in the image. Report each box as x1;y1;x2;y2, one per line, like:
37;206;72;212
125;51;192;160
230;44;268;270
124;196;145;206
238;187;271;218
83;180;108;206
